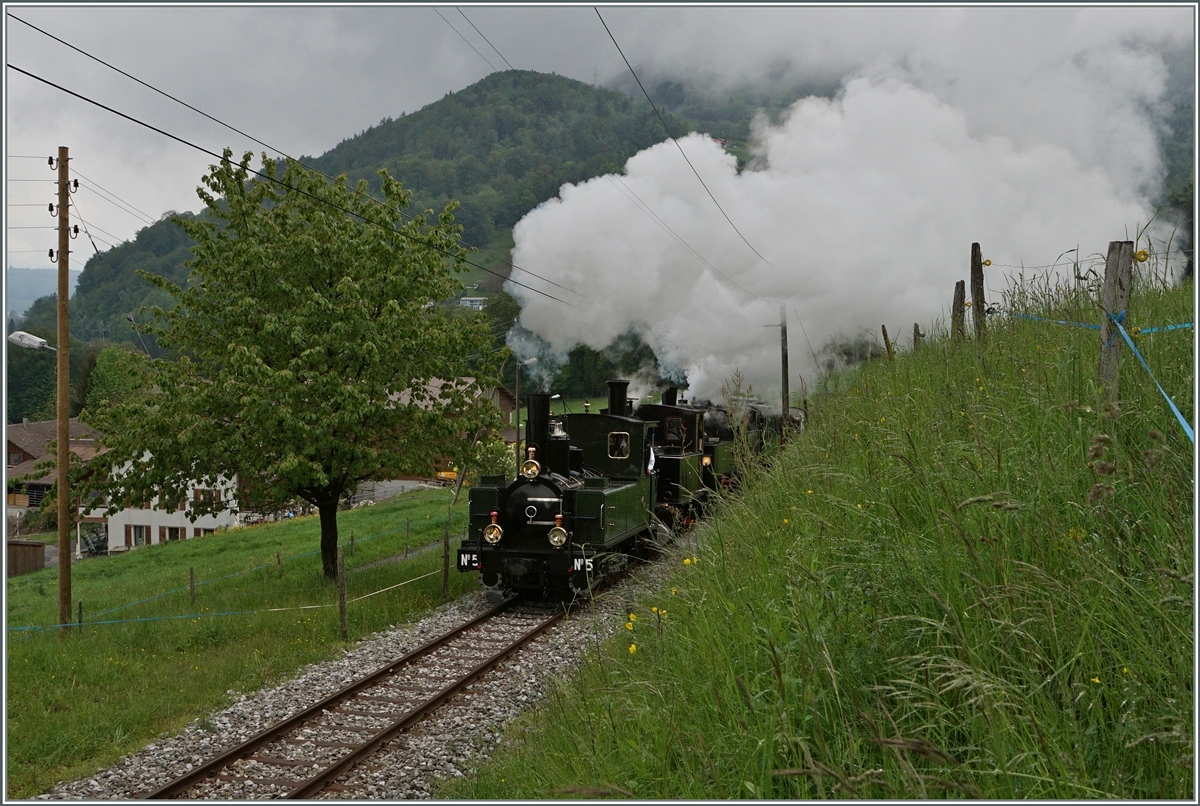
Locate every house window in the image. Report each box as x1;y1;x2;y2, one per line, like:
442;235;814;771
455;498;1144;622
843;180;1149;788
132;525;149;546
8;452;22;466
166;526;183;541
194;527;215;538
194;488;222;504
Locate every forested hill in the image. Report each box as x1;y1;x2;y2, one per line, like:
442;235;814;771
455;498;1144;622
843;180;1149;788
302;70;690;246
16;71;690;353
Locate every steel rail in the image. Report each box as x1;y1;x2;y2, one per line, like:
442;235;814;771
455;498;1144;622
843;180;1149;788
140;597;518;799
287;605;566;798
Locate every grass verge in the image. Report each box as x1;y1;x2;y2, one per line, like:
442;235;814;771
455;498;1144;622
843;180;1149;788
442;272;1193;799
5;487;475;799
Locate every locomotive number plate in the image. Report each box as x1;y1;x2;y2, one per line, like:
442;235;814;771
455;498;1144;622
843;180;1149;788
456;549;480;571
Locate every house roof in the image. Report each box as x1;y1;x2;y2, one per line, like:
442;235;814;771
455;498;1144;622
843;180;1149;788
6;439;102;486
7;418;100;459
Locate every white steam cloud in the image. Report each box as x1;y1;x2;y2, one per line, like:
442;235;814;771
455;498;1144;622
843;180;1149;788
507;9;1191;399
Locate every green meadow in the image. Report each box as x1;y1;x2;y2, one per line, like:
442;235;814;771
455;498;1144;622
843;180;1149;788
444;269;1193;799
5;487;473;799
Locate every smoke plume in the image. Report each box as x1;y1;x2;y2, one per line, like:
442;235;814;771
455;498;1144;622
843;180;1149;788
507;8;1191;399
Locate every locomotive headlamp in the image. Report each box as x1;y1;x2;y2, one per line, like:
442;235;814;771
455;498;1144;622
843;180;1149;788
548;514;568;548
483;510;503;544
701;455;712;467
521;447;541;479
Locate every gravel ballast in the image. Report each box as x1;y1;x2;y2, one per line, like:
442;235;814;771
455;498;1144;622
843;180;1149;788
39;554;678;800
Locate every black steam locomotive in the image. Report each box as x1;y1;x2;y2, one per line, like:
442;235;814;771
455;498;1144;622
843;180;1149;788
456;380;787;600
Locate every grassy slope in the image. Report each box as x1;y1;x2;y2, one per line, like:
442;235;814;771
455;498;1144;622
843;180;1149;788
444;271;1194;799
5;488;473;799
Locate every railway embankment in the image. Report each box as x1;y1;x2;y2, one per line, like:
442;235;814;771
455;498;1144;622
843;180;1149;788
444;273;1194;799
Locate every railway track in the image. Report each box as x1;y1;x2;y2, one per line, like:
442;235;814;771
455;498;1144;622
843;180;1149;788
140;597;565;800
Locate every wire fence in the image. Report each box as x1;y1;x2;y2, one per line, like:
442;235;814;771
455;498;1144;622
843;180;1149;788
8;508;470;636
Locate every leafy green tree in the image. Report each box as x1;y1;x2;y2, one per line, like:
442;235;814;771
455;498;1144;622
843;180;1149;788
80;345;150;418
85;151;501;578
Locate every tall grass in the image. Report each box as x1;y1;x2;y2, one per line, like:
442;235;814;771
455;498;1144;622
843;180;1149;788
5;488;475;799
444;273;1193;799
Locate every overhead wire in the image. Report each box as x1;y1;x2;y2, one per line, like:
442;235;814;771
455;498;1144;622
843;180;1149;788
452;8;766;306
7;62;571;306
594;7;773;269
434;8;499;72
73;169;157;222
68;197;107;256
7;12;577;300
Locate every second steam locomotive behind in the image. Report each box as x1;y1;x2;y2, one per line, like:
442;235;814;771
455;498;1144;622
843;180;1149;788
457;380;786;600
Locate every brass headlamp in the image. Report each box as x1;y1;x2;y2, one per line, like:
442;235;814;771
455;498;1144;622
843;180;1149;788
483;510;503;544
548;513;568;548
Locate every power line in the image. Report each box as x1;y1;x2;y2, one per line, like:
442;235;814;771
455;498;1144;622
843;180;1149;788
75;181;156;226
73;170;157;222
450;8;765;304
8;12;577;301
594;7;772;269
434;8;499;72
75;178;157;223
68;197;104;256
7;62;571;306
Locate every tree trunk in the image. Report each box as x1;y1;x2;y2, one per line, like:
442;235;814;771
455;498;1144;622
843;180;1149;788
317;495;341;580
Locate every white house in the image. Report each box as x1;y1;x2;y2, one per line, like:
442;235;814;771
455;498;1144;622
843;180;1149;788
6;417;238;552
90;475;239;551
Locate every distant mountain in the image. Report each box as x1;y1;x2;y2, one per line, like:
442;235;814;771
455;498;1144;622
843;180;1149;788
5;267;81;322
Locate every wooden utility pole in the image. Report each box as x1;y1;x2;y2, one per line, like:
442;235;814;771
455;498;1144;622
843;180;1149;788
1097;240;1134;402
971;243;986;344
779;306;790;436
56;146;71;633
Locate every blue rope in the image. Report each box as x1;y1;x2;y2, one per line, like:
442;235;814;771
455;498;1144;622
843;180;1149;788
1008;311;1192;335
1108;314;1194;444
1136;322;1193;335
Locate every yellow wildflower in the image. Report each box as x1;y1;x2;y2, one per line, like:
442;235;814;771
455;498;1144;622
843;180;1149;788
691;555;698;564
880;416;885;422
684;558;692;566
806;489;813;494
625;621;634;630
629;644;637;655
1090;676;1101;684
629;613;637;622
857;504;863;509
651;606;659;613
783;518;789;525
671;587;677;595
660;611;667;618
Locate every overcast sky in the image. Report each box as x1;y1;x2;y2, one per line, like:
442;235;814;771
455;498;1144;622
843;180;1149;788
4;4;1195;392
6;5;1190;268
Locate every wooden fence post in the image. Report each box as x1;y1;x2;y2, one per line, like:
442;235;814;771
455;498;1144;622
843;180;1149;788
442;511;451;599
350;531;355;557
952;281;966;341
77;600;82;629
971;243;986;344
913;323;922;351
337;547;348;642
1098;240;1134;402
881;325;894;362
190;567;195;604
276;551;282;577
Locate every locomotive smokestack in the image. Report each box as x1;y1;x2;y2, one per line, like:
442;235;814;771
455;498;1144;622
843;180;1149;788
663;386;678;406
607;380;630;418
527;392;551;461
